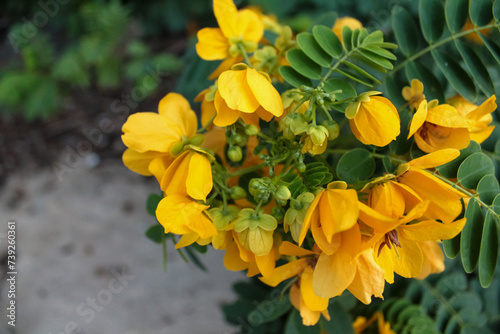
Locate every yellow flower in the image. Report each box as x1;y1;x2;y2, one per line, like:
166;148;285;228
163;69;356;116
196;0;263;61
301;125;329;155
408;100;477;152
447;95;497;144
260;242;330;326
194;85;218;130
402;79;425;110
359;200;466;283
160;149;213;201
284;192;315;243
354;312;396;334
397;149;468;223
298;181;359;254
233;208;278;256
155;194;217;245
416;240;445;279
347;93;400;147
122;93;200;183
214;64;283;127
332;17;363;43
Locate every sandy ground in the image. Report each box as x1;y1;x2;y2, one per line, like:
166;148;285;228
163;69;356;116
0;161;243;334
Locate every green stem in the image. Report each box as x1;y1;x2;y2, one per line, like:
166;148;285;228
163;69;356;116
388;22;499;78
161;229;167;272
228;163;267;177
197;114;216;134
237;44;253;67
419;280;465;328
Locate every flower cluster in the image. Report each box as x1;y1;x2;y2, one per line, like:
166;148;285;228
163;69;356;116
121;0;497;329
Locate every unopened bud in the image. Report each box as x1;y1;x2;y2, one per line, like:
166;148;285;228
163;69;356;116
271;207;285;221
169;141;185;156
190;134;205;146
228;146;243;162
306;125;329;146
275;185;291;201
245;124;259;136
322;120;340;141
231;186;247;200
297;163;306;173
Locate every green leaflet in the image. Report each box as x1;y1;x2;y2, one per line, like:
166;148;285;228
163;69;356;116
419;0;446;43
391;6;420;57
445;0;469;33
457;152;495;189
436;141;481;179
478;211;499;288
336;148;376;184
404;61;445;102
280;66;313;88
469;0;494;26
312;25;342;58
461;198;484;273
286;49;323;80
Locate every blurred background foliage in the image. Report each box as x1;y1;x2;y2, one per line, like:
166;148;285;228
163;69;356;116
0;0;419;121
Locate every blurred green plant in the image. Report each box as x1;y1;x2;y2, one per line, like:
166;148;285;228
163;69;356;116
0;0;183;121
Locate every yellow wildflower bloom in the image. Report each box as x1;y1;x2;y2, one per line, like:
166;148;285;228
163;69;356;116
332;17;363;43
155;194;217;244
301;125;329;155
233;208;278;256
402;79;425;110
408;96;496;152
214;64;283;127
354;312;396;334
347;93;400;147
447;95;497;144
122;93;200;183
196;0;263;61
260;242;330;326
397;149;467;223
160;150;213;201
298;181;359;254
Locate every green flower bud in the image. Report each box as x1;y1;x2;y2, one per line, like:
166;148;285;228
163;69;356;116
169;141;185;156
228;146;243;162
271;207;285;221
232;133;244;145
322;120;340;141
306;124;329;146
230;186;247;200
245;124;259;136
208;206;239;231
297;162;306;173
189;134;205;146
275;185;291;201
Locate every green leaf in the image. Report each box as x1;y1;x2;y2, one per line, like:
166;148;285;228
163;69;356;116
384;74;408;107
391;6;420;57
312;25;343;58
445;0;469;33
280;66;313;88
461;198;485;272
443;233;462;259
477;174;500;205
145;224;164;244
147;193;163;216
405;61;445;102
323;78;357;100
287;48;323;80
397;304;422;325
24;80;59;121
248;294;292;324
343;60;381;84
457;152;495;189
357;49;394;70
469;0;494;26
478;32;500;65
360;45;397;61
495;0;500;21
342;26;353;51
436;141;481;178
431;49;477;102
335;68;373;87
387;298;412;323
336;148;376;184
419;0;446;43
297;32;332;68
478;211;499;287
322;301;354;334
454;39;494;97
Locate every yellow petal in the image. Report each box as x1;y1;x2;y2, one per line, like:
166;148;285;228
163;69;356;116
161;150;190;195
122;112;178;153
218;69;260;113
348;249;385;304
408;100;428;139
426;104;475;128
466;95;497;121
187;152;213;201
155;194;195;235
235;9;264;42
319;189;359;241
246;68;283;117
392;238;423;278
175;232;199;249
408;149;460;169
400;217;466;241
375;242;395;283
259;258;308;287
213;90;241;127
249;227;274;256
122;148;156;176
255;251;276;277
301;266;329;311
423;126;470;151
279;241;316;257
239;110;261;127
416;241;445;279
312;211;341;255
187;210;217;239
148;155;174;184
299;298;322;326
299;190;323;245
213;0;238;38
470;125;495;144
224;240;249;271
196;27;229;60
358;202;398;233
158;92;197;138
369;182;405;218
312;226;360;298
209;56;242;80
